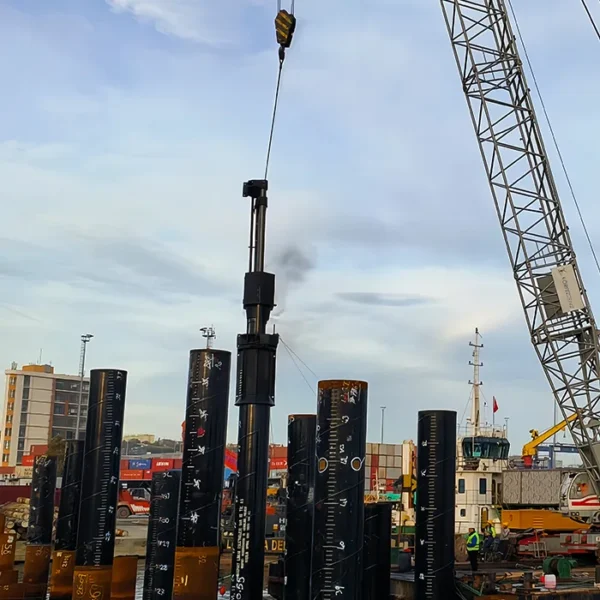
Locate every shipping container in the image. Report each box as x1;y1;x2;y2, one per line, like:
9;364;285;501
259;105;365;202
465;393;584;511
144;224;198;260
269;458;287;471
174;458;183;469
30;444;48;456
129;458;152;470
120;459;129;471
21;455;34;467
502;469;562;506
224;449;237;472
143;470;153;480
269;445;287;459
120;469;144;481
152;459;174;470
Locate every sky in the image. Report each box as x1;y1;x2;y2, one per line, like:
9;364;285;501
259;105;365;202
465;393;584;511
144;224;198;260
1;0;600;450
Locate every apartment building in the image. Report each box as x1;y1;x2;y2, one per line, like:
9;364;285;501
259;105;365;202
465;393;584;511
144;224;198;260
1;363;89;467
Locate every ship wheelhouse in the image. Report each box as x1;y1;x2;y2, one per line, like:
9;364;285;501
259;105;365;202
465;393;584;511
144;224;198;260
462;436;510;462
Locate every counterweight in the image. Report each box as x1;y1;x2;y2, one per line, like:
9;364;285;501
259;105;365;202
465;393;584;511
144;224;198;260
441;0;600;506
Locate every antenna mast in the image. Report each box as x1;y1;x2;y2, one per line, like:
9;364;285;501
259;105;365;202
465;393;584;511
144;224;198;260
200;326;216;349
469;328;483;435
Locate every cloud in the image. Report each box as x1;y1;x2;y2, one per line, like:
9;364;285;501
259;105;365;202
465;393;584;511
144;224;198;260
105;0;270;47
0;0;598;451
337;292;433;308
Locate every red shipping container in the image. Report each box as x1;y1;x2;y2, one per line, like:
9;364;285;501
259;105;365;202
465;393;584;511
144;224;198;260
120;459;129;471
269;458;287;471
152;459;174;471
143;470;153;480
269;445;287;459
173;458;183;469
120;469;143;481
21;455;34;467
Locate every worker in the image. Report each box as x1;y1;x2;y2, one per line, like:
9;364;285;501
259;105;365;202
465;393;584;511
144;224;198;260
499;522;511;558
466;527;480;572
482;521;496;553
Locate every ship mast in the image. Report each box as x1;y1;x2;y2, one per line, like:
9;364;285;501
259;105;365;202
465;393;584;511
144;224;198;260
469;328;483;436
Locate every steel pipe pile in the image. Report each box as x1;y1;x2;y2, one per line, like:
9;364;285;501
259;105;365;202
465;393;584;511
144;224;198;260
414;410;457;600
49;440;84;600
285;414;316;600
362;503;392;600
144;470;181;600
311;380;368;600
173;349;231;600
73;369;127;600
23;455;57;599
231;179;279;600
111;556;138;600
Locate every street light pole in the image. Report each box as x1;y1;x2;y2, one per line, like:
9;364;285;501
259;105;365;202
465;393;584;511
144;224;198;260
76;334;93;440
380;406;386;444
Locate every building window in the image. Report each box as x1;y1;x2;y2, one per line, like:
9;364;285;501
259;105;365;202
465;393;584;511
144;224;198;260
21;401;28;413
3;441;9;451
7;403;13;412
68;406;78;416
8;390;15;399
53;403;66;416
4;429;10;437
479;478;487;495
19;425;26;437
22;387;29;400
16;450;23;463
66;430;74;440
55;380;80;392
52;416;76;428
23;376;30;386
458;479;465;494
8;377;16;386
5;415;12;424
17;440;24;451
460;509;466;517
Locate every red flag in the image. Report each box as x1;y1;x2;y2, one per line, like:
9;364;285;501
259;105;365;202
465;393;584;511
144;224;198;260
493;396;499;413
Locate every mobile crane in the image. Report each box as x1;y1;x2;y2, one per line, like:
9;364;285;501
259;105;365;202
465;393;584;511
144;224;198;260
440;0;600;523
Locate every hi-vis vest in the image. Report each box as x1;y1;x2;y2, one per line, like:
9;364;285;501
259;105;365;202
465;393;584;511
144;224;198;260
467;532;480;551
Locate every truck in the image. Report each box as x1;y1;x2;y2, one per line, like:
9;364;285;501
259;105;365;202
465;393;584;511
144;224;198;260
116;486;151;518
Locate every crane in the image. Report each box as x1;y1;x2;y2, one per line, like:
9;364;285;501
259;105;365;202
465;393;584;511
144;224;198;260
440;0;600;521
522;414;577;467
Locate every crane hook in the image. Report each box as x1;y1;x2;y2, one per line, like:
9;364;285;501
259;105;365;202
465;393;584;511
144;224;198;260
275;6;296;61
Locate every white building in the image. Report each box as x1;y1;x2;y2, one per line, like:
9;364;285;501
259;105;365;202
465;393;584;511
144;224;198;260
1;363;89;467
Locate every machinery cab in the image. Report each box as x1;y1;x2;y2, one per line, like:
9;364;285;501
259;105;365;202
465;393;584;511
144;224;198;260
461;436;510;469
560;471;600;522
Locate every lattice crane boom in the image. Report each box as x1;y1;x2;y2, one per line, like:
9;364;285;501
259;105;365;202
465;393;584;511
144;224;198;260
440;0;600;510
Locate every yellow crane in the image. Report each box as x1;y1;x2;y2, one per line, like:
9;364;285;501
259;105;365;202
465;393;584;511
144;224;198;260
521;414;577;466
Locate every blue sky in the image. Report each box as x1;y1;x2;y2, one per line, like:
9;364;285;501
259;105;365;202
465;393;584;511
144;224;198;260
1;0;600;452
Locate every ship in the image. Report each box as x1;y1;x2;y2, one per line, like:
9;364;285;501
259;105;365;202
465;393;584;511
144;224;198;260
455;328;510;534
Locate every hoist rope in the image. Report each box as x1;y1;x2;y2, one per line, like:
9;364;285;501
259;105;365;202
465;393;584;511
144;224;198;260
581;0;600;42
264;59;285;179
264;0;295;179
507;0;600;279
